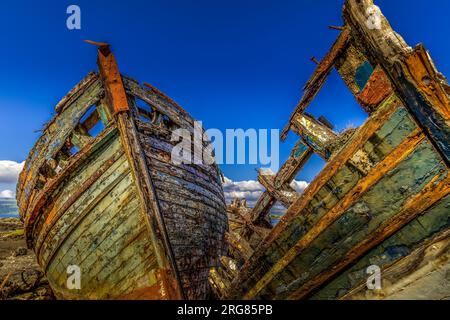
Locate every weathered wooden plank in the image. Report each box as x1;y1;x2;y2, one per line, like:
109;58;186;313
227;98;403;298
54;72;99;114
93;43;130;115
152;171;225;208
53;186;138;277
242;128;425;299
274;141;313;188
258;171;298;209
344;0;450;163
116;111;185;299
17;78;104;219
249;192;276;226
288;170;449;300
145;151;225;200
140;134;219;178
342;227;450;300
291;113;338;159
270;141;447;299
34;133;123;245
281;29;351;140
311;193;450;300
39;157;131;269
45;177;142;298
249;141;312;225
123;77;196;133
226;232;254;261
26;126;118;247
51;184;139;282
266;104;418;264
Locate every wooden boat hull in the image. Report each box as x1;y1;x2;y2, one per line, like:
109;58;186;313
17;70;227;300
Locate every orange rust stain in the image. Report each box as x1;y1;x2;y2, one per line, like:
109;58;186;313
406;45;450;120
96;45;130;115
157;268;184;300
119;284;164;300
44;206;58;227
358;66;393;113
119;269;183;300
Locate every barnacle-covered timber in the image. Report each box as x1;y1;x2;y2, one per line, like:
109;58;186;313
16;43;228;300
210;0;449;300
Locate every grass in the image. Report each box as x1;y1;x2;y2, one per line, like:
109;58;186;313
0;229;24;240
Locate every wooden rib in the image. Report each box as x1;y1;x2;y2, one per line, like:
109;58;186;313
289;171;450;299
274;142;313;189
291;113;338;159
243;128;425;299
258;173;298;209
267;95;399;247
250;142;313;224
344;0;449;163
228;97;400;297
24;126;117;245
281;28;351;140
55;72;99;114
82;108;101;131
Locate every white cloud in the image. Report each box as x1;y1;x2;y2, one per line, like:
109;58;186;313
223;177;265;207
0;190;15;198
223;176;309;212
290;180;309;193
0;161;24;184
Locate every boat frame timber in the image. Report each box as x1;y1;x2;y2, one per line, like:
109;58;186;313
211;0;449;300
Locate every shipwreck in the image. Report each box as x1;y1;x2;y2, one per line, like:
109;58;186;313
16;0;449;300
209;0;449;300
16;42;228;299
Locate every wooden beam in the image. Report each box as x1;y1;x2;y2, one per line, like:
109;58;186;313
249;191;276;226
289;171;450;299
209;267;231;298
281;28;351;140
243;128;425;299
225;232;254;261
291;113;338;159
220;256;239;279
227;98;401;298
344;0;450;164
258;171;298;209
249;141;313;224
88;41;130;115
274;141;314;188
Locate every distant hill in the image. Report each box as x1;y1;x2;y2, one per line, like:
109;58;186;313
0;198;19;218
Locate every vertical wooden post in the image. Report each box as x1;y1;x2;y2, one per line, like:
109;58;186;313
87;40;185;299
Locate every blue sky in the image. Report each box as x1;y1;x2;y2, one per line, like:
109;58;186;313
1;0;450;197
